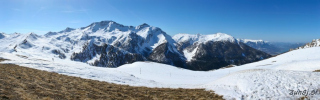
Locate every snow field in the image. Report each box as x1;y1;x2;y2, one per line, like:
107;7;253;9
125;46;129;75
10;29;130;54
1;47;320;99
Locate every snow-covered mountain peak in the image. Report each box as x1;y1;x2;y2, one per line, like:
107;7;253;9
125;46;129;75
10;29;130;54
173;32;271;70
173;33;198;43
91;20;117;25
82;20;130;32
214;32;229;36
196;33;201;36
14;32;20;35
204;32;235;42
26;32;40;40
44;27;75;37
173;33;236;44
44;31;57;37
28;32;36;35
136;23;150;29
60;27;75;33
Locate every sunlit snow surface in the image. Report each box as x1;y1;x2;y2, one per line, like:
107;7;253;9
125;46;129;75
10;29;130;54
173;33;236;44
1;47;320;99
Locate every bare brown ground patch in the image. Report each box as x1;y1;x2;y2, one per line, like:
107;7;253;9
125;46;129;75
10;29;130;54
0;59;223;100
314;69;320;72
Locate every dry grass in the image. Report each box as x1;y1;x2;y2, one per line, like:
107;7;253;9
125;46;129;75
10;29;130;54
313;69;320;72
0;59;223;100
298;96;311;100
215;65;235;70
16;55;28;59
0;58;7;62
225;65;235;68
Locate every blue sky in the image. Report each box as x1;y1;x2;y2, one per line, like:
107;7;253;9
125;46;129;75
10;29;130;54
0;0;319;42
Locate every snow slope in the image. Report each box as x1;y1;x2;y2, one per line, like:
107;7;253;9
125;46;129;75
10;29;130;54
1;46;320;99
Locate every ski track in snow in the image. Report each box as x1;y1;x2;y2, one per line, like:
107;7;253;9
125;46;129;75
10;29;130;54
1;47;320;99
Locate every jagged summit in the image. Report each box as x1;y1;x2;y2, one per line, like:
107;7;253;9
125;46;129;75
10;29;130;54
60;27;75;33
84;20;124;32
44;20;164;40
136;23;150;29
27;32;38;36
81;20;158;33
297;39;320;49
91;20;118;26
25;32;40;40
44;27;75;37
139;23;150;26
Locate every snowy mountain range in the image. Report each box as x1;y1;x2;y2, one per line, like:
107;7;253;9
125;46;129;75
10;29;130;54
0;20;272;70
1;20;319;99
0;37;319;99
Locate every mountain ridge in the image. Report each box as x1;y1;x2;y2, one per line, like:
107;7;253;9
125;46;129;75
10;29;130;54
0;20;272;70
297;39;320;49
